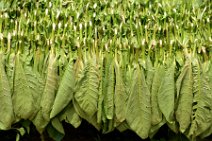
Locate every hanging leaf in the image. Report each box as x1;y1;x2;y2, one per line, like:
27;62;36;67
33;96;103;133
176;59;193;133
125;65;133;100
33;48;45;74
126;64;151;139
176;61;189;101
51;117;65;135
158;59;176;124
97;55;104;124
13;53;36;120
31;64;46;134
151;64;164;125
188;59;212;139
32;110;47;134
47;122;64;141
33;51;57;133
146;57;154;91
5;52;15;91
199;61;212;138
200;125;212;139
59;103;82;128
116;121;130;132
114;57;127;122
50;62;75;118
73;97;100;130
103;54;115;120
24;62;44;118
0;52;14;130
175;51;185;67
74;54;99;117
32;74;46;134
40;50;58;121
149;118;166;138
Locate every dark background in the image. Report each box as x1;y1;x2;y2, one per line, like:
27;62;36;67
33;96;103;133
0;120;211;141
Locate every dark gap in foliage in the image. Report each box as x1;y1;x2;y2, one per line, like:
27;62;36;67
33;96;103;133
0;129;17;141
0;120;211;141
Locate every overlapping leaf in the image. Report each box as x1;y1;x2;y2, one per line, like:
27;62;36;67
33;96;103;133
126;64;151;139
103;54;115;120
59;103;82;128
97;55;104;124
50;62;75;118
188;59;212;139
73;97;100;130
74;54;99;117
12;53;36;120
146;57;155;91
0;52;14;130
40;51;58;121
114;57;127;123
151;64;164;125
158;59;176;124
176;59;193;133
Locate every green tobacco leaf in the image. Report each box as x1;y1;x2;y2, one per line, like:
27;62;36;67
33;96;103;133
32;110;47;134
200;125;212;139
13;53;35;120
47;123;64;141
151;64;164;125
188;59;212;139
31;73;45;134
25;63;44;119
74;54;99;117
103;55;115;120
116;120;129;132
158;59;176;124
51;62;75;118
176;61;189;101
167;121;178;134
108;119;115;133
73;97;100;130
200;61;212;138
97;56;104;124
59;103;81;128
23;49;44;113
114;58;127;122
176;59;193;133
51;117;65;135
175;51;185;67
57;49;68;77
149;118;166;139
0;52;14;130
33;48;45;74
126;64;151;139
40;51;58;121
207;61;212;94
146;57;154;91
125;65;133;100
5;52;15;91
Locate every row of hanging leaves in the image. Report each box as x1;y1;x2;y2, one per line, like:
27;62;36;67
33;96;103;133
0;47;211;141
